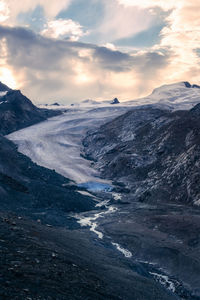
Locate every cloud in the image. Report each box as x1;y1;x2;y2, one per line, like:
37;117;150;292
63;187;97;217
41;18;88;41
115;0;200;86
116;0;177;11
0;0;200;104
0;1;9;23
157;1;200;83
0;25;169;103
97;0;155;43
0;0;71;24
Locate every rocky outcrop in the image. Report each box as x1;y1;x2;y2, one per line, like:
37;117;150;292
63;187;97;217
184;81;200;89
111;97;120;104
83;104;200;206
0;81;12;92
0;89;60;135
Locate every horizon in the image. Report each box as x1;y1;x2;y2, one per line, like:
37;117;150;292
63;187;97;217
1;79;196;105
0;1;200;104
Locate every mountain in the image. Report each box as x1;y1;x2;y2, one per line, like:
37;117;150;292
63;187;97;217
2;80;200;299
0;86;60;135
82;102;200;296
0;134;96;216
124;81;200;111
0;82;97;216
0;81;12;92
0;84;177;300
83;103;200;205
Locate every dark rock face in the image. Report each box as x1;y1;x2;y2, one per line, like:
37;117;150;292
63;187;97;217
111;98;120;104
0;81;11;92
184;81;200;89
51;102;60;106
0;89;60;135
83;105;200;296
83;104;200;206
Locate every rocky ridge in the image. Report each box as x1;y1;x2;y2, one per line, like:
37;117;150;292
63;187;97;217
83;104;200;206
0;82;60;135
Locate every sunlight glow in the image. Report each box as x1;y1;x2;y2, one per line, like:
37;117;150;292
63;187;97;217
0;67;17;89
74;62;94;84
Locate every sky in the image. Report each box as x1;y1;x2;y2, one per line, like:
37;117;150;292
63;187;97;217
0;0;200;104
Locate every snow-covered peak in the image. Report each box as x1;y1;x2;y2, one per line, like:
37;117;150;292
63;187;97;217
124;81;200;111
151;82;200;100
148;81;200;109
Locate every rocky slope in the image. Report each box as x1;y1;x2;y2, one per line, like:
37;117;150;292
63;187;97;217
0;82;60;135
0;211;177;300
83;104;200;206
83;103;200;297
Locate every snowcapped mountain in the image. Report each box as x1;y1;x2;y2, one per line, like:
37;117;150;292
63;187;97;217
7;81;200;186
40;81;200;112
2;80;200;299
7;102;129;184
124;81;200;110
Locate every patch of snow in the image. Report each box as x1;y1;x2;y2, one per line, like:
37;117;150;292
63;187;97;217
77;190;97;198
137;259;157;266
111;242;133;258
194;199;200;206
0;100;8;105
0;91;7;97
95;200;110;207
149;272;176;293
112;193;122;201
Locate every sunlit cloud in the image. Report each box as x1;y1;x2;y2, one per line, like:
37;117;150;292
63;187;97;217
103;43;117;51
41;18;88;41
156;1;200;84
1;0;71;24
0;37;17;88
0;67;17;89
116;0;177;10
0;25;168;103
0;1;9;23
97;1;154;43
0;0;199;103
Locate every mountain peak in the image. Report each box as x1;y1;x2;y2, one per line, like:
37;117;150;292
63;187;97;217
111;98;120;104
0;81;12;92
184;81;200;89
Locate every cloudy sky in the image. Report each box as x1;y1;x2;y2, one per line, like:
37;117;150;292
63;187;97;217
0;0;200;104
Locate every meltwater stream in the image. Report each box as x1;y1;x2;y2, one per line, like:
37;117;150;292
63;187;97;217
74;188;133;258
75;187;185;297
